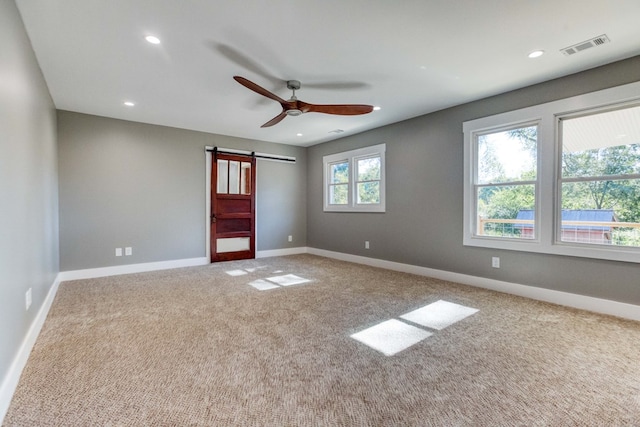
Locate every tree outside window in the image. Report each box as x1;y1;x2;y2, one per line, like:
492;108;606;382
560;104;640;247
475;125;537;239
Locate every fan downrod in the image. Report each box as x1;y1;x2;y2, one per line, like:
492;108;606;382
285;80;303;116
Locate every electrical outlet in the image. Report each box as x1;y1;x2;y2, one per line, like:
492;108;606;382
288;235;293;242
492;257;500;268
25;288;32;311
115;248;123;257
365;241;370;249
125;247;132;256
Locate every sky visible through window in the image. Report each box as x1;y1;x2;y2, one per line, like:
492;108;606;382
477;127;536;184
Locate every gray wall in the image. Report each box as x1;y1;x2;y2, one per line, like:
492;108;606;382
0;0;58;397
57;111;306;271
308;56;640;305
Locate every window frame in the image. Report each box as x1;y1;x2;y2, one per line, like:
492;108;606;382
323;143;386;212
463;80;640;263
472;122;541;242
556;101;640;247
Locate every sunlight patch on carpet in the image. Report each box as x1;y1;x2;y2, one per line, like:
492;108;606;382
266;274;311;287
351;319;432;356
248;279;281;291
400;300;478;330
225;269;248;276
247;274;312;291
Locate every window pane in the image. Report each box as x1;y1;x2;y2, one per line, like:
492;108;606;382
560;179;640;247
229;161;240;194
217;237;250;253
477;126;537;184
357;156;381;181
476;184;535;239
560;105;640;247
330;162;349;184
329;184;348;205
357;182;380;204
240;162;251;195
561;105;640;179
217;160;228;194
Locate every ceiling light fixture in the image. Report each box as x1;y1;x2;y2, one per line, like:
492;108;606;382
296;133;303;137
373;106;381;111
145;35;161;45
528;50;544;58
124;101;135;107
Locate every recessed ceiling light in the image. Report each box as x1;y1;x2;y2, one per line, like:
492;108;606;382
296;133;303;137
145;35;161;45
123;101;135;107
528;50;544;58
373;106;381;111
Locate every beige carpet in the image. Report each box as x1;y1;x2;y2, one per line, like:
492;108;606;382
4;254;640;426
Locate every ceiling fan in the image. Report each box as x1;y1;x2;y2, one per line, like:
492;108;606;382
233;76;374;128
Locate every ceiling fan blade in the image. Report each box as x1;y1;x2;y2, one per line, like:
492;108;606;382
233;76;287;104
216;44;280;84
299;102;374;115
261;111;287;128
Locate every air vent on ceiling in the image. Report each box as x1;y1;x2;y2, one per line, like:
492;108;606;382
560;34;610;56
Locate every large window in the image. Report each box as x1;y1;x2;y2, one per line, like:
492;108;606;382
475;124;538;240
464;81;640;263
559;104;640;247
323;144;385;212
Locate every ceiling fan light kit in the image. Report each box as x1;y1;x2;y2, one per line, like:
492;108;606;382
286;109;303;117
233;76;374;128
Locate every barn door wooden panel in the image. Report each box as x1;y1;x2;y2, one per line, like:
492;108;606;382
210;151;256;262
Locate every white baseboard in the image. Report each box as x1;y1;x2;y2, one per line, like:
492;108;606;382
0;274;61;424
256;247;308;258
307;248;640;322
58;251;311;282
57;251;313;282
58;257;209;281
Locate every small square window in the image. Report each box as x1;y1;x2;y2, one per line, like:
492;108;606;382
323;144;385;212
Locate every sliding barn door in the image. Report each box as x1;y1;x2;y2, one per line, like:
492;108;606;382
210;152;256;262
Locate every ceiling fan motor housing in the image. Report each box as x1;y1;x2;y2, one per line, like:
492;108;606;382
286;80;301;90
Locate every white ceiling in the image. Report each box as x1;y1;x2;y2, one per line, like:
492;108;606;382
15;0;640;147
